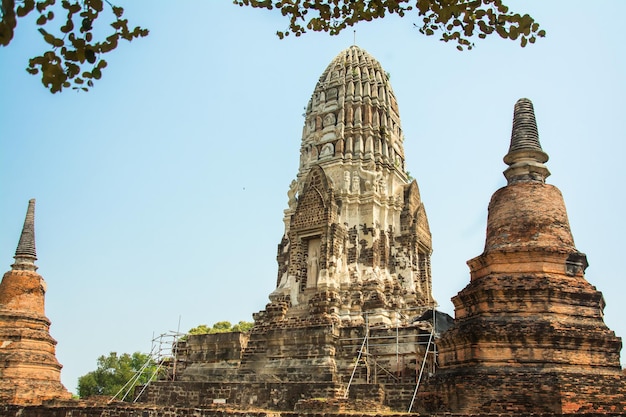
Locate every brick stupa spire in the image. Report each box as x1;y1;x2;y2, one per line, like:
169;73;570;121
418;99;626;414
503;98;550;184
0;199;71;404
12;198;38;272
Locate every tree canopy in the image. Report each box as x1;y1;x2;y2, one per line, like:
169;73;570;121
1;1;543;93
188;320;255;335
0;0;147;93
234;0;545;48
77;351;158;400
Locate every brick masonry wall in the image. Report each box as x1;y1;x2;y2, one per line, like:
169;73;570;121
2;404;626;417
137;381;344;410
0;270;71;404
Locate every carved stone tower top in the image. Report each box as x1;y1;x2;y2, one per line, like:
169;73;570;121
298;44;406;179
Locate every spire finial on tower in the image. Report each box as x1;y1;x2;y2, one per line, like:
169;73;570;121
503;98;550;184
12;199;38;271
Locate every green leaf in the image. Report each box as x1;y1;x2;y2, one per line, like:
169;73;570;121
495;25;507;39
60;19;74;33
38;28;64;47
85;48;96;64
81;18;93;32
112;6;124;18
521;36;527;47
17;0;36;18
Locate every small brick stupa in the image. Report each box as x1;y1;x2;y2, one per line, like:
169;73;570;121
419;99;626;414
0;199;71;404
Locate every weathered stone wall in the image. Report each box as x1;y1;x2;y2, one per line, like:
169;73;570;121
418;370;626;415
138;381;344;410
0;405;274;417
176;332;249;382
142;319;435;412
3;404;626;417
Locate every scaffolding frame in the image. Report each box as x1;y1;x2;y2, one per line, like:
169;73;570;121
341;305;439;411
109;330;184;403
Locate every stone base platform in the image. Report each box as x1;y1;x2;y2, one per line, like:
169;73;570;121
2;402;626;417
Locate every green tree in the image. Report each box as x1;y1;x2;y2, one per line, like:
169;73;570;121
77;351;157;400
188;320;254;335
232;320;254;332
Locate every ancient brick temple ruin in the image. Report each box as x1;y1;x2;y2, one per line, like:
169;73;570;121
2;47;626;417
138;44;439;411
0;199;71;405
417;99;626;414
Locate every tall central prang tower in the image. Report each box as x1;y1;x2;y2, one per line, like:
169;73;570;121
269;45;433;322
140;46;437;410
240;45;435;384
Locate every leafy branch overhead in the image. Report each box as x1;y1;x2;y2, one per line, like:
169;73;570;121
234;0;545;50
0;0;148;93
1;1;543;94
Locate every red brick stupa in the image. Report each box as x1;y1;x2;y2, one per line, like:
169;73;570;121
420;99;626;414
0;199;71;404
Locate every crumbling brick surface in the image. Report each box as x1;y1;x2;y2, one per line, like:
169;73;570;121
483;183;576;254
0;270;71;405
3;403;626;417
417;177;626;414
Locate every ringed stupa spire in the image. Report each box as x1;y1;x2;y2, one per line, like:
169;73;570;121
503;98;550;184
12;198;37;272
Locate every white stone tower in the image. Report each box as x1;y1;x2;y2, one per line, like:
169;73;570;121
268;45;434;326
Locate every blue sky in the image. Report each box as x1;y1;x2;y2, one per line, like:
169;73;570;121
1;1;625;393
